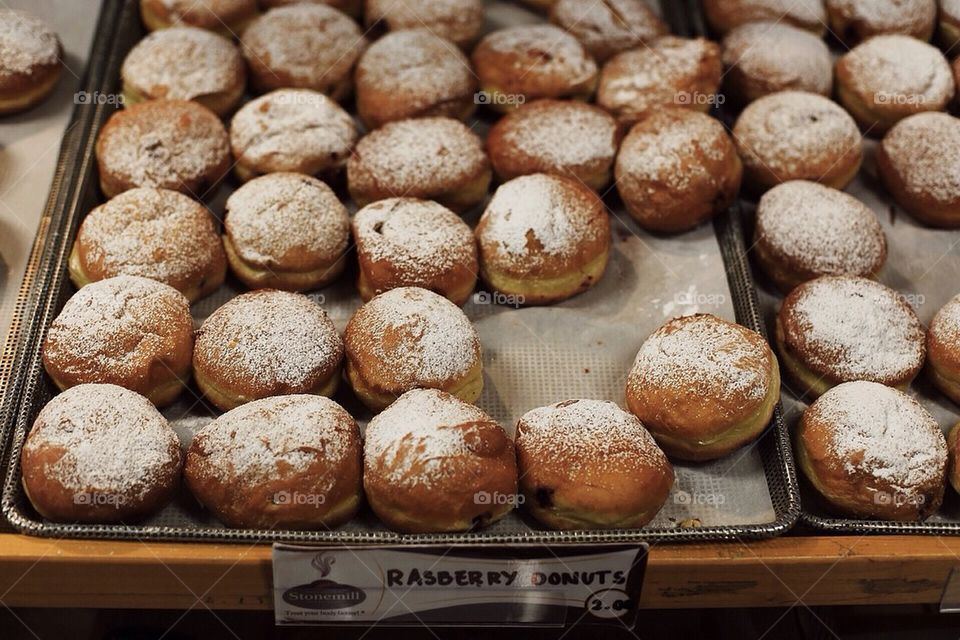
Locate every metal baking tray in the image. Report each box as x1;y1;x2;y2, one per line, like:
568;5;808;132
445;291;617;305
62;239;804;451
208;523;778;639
0;0;800;543
684;0;960;534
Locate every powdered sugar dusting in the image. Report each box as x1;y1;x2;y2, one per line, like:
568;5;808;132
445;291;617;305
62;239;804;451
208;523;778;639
0;10;59;77
840;35;953;107
190;395;355;487
756;180;885;276
930;294;960;345
551;0;666;59
826;0;936;33
224;173;349;268
629;314;769;405
808;380;946;497
230;89;357;172
722;22;832;95
353;198;475;281
495;100;618;169
364;388;495;487
347;287;480;387
882;112;960;203
195;290;343;388
365;0;483;45
25;384;180;500
478;25;596;83
782;276;925;383
517;399;669;476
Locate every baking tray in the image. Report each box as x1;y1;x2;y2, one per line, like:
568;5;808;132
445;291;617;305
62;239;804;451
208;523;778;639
0;0;800;544
685;0;960;534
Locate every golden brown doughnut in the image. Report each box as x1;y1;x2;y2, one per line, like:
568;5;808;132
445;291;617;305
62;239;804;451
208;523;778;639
42;276;194;408
347;116;491;211
732;90;863;193
614;109;742;233
703;0;828;36
475;173;610;305
120;26;245;117
259;0;361;18
229;89;357;183
184;395;362;529
140;0;259;35
877;112;960;227
0;10;62;115
70;187;226;303
836;35;954;135
752;180;886;293
363;388;517;533
486;99;621;191
549;0;667;63
240;4;366;98
21;384;183;523
625;314;780;462
223;173;349;291
352;198;478;305
193;289;344;411
364;0;484;49
775;276;925;400
344;287;482;412
941;0;960;49
95;99;231;199
926;295;960;405
354;29;476;130
797;380;947;520
472;25;598;113
597;36;722;126
516;399;674;530
826;0;936;45
721;22;832;105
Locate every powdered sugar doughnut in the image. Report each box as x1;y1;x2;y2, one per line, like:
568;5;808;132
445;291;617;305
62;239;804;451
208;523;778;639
597;36;722;126
797;381;946;520
347;116;491;211
516;399;673;530
42;276;193;407
363;388;517;533
140;0;258;34
21;384;183;523
0;9;62;114
95;99;231;199
223;173;349;291
229;89;357;182
355;29;476;130
836;35;954;134
753;180;886;293
352;198;478;305
732;90;862;192
926;294;960;405
826;0;936;44
121;26;245;116
615;109;742;233
344;287;482;412
240;4;366;98
364;0;483;49
476;173;610;305
472;25;598;113
193;289;344;411
549;0;667;63
877;112;960;227
261;0;360;18
721;22;832;104
486;99;620;191
941;0;960;49
776;276;925;399
703;0;827;36
625;314;780;461
70;188;226;303
184;395;362;529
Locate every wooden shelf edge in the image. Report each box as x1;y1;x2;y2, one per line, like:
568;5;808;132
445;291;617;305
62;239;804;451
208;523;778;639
0;533;956;610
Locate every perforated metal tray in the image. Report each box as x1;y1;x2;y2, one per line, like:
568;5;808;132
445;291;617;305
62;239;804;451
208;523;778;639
0;0;800;543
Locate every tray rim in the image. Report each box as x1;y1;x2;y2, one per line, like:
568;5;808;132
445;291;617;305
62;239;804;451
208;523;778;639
0;0;801;544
